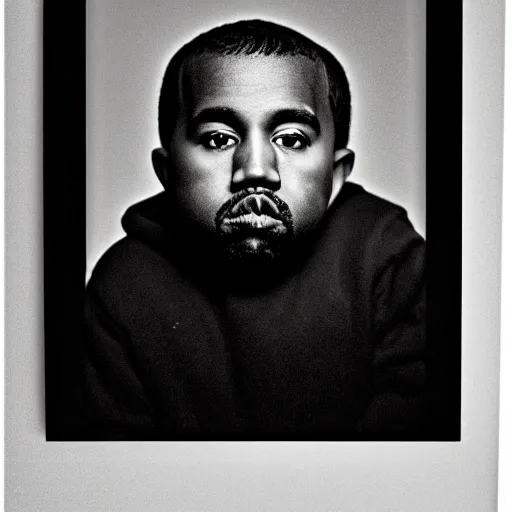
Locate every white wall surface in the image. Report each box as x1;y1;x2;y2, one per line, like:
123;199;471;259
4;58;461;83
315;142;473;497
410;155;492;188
5;1;506;511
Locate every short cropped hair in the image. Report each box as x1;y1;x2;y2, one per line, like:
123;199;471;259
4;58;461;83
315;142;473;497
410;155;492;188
158;19;352;150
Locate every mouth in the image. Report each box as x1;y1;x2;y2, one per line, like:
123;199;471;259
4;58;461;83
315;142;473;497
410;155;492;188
218;191;289;234
222;212;284;230
228;193;281;219
214;189;295;264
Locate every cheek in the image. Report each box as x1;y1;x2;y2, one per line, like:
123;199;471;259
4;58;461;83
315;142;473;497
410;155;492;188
278;150;333;230
172;143;225;187
170;144;232;229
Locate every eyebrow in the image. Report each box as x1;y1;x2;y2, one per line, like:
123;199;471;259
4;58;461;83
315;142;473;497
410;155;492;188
189;107;242;133
270;109;321;135
189;107;321;135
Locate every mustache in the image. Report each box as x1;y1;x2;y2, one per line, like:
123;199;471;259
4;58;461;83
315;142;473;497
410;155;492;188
215;188;293;228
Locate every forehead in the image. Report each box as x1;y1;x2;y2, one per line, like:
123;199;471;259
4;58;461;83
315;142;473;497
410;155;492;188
178;54;331;118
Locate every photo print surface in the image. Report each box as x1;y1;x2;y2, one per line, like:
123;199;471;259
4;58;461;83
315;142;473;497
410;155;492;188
45;0;462;441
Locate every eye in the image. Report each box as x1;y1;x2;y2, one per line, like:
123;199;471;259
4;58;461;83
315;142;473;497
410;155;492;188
200;131;238;150
273;129;309;150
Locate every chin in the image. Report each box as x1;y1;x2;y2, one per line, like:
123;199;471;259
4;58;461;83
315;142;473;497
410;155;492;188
224;236;285;263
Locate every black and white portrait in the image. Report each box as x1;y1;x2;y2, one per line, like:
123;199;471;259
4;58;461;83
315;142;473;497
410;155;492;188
9;0;508;509
79;1;438;441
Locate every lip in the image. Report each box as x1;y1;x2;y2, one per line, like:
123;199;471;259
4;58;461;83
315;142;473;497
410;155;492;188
215;189;293;238
227;193;282;220
222;212;284;230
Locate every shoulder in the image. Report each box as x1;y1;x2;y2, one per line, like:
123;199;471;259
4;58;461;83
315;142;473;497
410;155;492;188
333;182;410;225
86;236;179;323
88;237;167;289
327;182;424;256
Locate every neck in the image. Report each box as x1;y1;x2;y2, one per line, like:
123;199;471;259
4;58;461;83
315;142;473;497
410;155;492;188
166;214;316;296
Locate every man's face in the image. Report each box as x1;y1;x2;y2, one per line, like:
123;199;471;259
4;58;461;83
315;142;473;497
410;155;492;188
159;54;339;262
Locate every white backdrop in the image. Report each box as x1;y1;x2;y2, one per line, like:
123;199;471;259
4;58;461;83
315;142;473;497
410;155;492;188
5;1;507;511
86;0;426;280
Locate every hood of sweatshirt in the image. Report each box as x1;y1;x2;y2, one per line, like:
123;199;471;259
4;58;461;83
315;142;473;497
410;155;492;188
118;184;365;291
120;183;370;248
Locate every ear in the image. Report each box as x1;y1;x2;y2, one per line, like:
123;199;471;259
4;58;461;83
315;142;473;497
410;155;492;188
152;147;173;190
328;148;355;207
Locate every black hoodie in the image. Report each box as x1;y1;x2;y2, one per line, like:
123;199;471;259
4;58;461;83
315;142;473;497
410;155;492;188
83;182;426;440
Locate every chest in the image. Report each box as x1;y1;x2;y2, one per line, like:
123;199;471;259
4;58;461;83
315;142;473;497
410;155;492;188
134;249;375;432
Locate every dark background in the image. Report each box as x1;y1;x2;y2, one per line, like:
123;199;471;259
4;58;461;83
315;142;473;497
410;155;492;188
44;1;461;440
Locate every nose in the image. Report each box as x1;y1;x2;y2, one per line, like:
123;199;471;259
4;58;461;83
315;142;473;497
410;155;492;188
231;132;280;191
